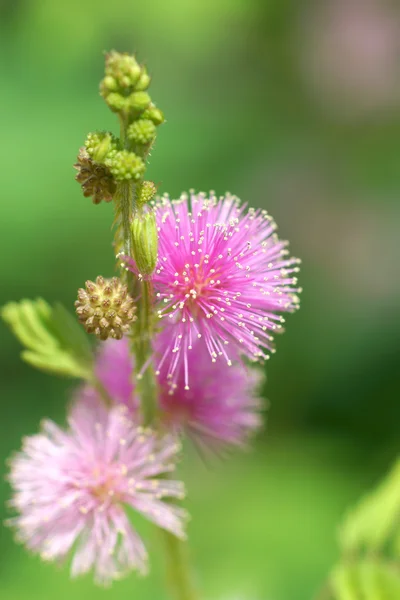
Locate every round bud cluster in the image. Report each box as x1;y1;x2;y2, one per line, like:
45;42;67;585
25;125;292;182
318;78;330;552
100;51;152;117
106;150;146;182
136;181;157;207
85;131;118;162
127;119;156;145
75;276;136;340
74;148;116;204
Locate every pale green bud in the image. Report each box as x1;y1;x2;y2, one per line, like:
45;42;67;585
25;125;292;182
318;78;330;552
85;131;118;162
131;210;158;277
128;91;151;112
127;119;156;145
104;51;141;89
107;150;145;181
142;105;165;125
104;92;127;113
136;181;157;207
135;67;151;91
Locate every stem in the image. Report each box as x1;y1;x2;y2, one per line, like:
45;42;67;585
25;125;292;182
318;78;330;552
116;115;198;600
132;278;158;425
161;531;199;600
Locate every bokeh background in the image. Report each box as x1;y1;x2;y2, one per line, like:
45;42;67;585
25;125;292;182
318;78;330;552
1;1;399;599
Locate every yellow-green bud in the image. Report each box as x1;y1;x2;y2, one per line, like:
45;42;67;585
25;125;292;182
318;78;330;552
128;91;151;112
75;276;136;340
127;119;156;145
103;92;127;113
143;105;165;125
135;67;151;91
107;150;145;181
104;51;141;90
136;181;157;207
131;211;158;277
85;131;118;163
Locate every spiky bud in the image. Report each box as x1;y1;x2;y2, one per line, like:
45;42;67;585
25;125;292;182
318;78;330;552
106;150;145;181
75;276;136;340
131;210;158;277
74;148;116;204
136;181;157;207
85;131;118;162
142;105;165;125
127;119;156;145
102;51;141;92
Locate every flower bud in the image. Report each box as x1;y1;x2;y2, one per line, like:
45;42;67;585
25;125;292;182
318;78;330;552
135;67;151;91
85;131;118;163
104;92;127;113
128;91;151;112
104;51;141;90
136;181;157;207
74;148;116;204
127;119;156;145
107;150;145;181
142;105;165;125
131;210;158;277
75;276;136;340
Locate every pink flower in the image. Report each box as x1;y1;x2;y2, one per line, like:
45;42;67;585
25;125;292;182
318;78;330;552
7;395;187;586
93;336;265;453
121;192;300;387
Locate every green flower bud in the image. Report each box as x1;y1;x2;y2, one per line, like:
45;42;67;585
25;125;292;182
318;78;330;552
142;105;165;125
104;51;141;89
128;91;151;112
107;150;145;181
103;92;127;113
85;131;118;162
136;181;157;207
75;276;137;340
127;119;156;145
131;210;158;277
74;147;116;204
135;67;151;91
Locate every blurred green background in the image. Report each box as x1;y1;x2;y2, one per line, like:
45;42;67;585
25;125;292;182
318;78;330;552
1;1;399;598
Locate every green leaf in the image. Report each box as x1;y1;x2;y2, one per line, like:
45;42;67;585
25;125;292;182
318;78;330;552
331;560;400;600
2;298;94;379
340;460;400;555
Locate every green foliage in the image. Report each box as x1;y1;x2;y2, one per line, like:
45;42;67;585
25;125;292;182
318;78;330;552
340;460;400;556
1;299;94;379
331;559;400;600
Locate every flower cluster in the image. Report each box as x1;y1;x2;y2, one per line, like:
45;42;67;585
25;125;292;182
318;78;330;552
121;191;300;388
4;50;301;595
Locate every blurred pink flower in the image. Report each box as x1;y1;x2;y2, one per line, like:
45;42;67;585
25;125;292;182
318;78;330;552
7;395;187;586
298;0;400;116
92;336;265;454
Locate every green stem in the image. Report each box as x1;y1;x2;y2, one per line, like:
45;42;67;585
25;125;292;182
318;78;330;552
131;278;158;426
161;531;199;600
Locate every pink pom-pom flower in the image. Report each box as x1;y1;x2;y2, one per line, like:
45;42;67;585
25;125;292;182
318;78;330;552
120;192;300;388
7;395;187;586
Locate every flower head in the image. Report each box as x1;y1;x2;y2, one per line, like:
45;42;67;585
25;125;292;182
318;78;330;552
121;192;300;387
75;276;137;340
92;336;264;453
7;395;187;586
